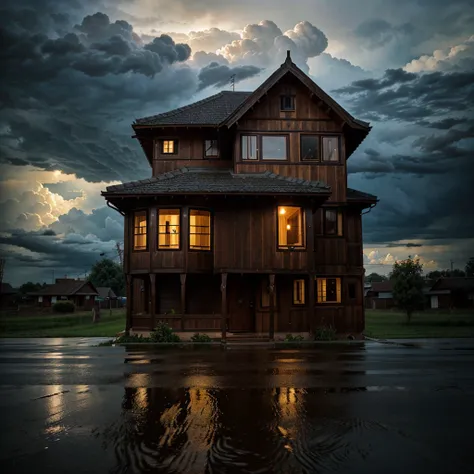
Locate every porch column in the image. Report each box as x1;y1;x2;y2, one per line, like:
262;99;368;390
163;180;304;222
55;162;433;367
180;273;186;331
149;274;156;330
126;274;133;335
221;273;228;342
269;274;275;340
309;274;315;333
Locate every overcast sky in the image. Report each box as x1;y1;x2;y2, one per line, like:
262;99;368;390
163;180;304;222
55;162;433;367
1;0;473;285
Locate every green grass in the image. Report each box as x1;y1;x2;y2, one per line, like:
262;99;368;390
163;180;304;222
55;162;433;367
365;309;474;339
0;308;126;337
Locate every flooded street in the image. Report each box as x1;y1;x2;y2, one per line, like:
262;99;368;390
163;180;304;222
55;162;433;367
1;339;473;473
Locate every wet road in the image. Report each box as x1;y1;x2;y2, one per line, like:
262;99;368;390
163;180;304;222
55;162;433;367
1;339;473;474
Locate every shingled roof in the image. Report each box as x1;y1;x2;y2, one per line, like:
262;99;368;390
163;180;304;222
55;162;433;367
103;167;331;196
134;91;252;126
347;188;378;202
29;279;98;296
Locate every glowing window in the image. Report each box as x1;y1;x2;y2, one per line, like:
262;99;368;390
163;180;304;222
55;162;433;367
316;278;341;303
189;210;211;250
158;209;180;249
293;279;305;305
277;206;305;249
133;211;147;251
162;140;177;154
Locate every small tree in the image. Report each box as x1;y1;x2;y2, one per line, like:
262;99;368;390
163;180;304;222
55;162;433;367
88;258;125;296
466;257;474;277
365;272;388;283
389;256;424;324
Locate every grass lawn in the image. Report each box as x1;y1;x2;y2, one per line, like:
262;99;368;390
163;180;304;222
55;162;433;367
0;308;126;338
365;309;474;339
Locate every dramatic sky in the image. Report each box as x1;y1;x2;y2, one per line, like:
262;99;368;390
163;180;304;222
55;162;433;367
1;0;473;285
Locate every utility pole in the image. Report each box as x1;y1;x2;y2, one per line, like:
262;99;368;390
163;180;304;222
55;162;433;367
230;74;236;92
116;241;124;267
450;260;454;274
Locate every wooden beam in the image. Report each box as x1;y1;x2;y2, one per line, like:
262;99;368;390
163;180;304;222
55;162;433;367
126;274;133;335
149;273;156;330
221;273;228;342
269;274;275;340
309;274;315;334
180;273;186;331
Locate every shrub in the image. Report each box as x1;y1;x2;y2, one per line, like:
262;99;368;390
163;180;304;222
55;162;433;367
116;334;151;344
314;325;337;341
150;321;181;343
284;334;304;342
190;333;212;343
53;300;76;313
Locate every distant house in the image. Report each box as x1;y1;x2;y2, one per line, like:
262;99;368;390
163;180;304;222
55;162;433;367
428;278;474;309
0;283;17;309
96;287;117;300
29;279;98;310
365;281;394;309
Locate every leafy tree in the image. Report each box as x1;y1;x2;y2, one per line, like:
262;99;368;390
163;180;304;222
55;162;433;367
19;282;44;294
427;269;465;279
466;258;474;277
389;256;424;324
365;272;388;283
88;258;125;296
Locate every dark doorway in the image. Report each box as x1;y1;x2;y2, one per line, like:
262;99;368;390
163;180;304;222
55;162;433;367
228;275;256;332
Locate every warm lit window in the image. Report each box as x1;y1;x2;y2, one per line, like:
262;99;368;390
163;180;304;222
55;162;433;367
324;209;343;236
300;135;319;161
189;209;211;250
261;281;277;308
158;209;180;249
293;279;305;305
133;211;147;250
262;136;287;160
162;140;177;154
316;278;341;303
280;95;295;111
242;135;258;160
205;139;218;157
322;136;339;162
278;206;305;249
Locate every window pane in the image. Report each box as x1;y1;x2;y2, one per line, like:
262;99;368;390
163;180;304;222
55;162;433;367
158;209;180;249
205;139;218;157
324;210;337;235
322;136;339;162
134;211;147;250
242;135;257;160
317;278;341;303
280;95;295;110
262;136;287;160
162;140;176;154
293;279;305;305
278;206;305;248
300;135;319;161
189;210;211;250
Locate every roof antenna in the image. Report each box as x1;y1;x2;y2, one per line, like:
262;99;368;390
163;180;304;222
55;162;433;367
230;74;236;92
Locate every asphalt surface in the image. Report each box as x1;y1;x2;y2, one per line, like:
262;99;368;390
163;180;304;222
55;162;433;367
0;338;473;474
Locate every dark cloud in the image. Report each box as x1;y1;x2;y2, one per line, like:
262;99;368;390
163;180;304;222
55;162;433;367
354;19;414;49
385;242;422;248
198;62;263;90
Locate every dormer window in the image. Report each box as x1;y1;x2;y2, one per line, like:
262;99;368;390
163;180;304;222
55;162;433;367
280;95;295;111
162;139;177;154
204;139;218;158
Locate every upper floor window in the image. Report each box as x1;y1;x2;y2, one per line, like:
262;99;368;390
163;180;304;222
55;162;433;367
205;139;218;157
300;135;319;161
242;135;258;160
162;139;177;154
293;279;305;305
280;95;295;111
262;136;287;160
189;209;211;251
322;136;339;162
277;206;305;249
316;277;341;303
324;209;343;236
133;210;147;251
158;209;180;249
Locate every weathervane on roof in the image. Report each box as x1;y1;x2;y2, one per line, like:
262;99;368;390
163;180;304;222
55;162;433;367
230;74;236;92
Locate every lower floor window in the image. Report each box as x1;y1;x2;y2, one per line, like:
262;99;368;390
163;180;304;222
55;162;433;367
293;279;305;305
189;209;211;250
316;277;341;303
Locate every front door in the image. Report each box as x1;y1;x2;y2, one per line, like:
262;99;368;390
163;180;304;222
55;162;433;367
228;275;256;332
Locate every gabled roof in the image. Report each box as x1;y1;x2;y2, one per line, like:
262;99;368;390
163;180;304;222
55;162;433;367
103;167;331;196
347;188;378;202
97;287;117;299
431;277;474;292
29;279;98;296
1;283;16;295
371;281;393;293
134;91;252;127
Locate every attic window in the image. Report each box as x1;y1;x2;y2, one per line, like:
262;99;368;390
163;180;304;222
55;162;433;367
280;95;295;111
162;140;177;154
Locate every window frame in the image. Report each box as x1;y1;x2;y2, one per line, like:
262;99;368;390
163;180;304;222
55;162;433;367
316;277;342;304
157;208;181;251
276;205;306;251
280;95;296;111
321;136;340;163
161;139;178;155
299;134;341;164
132;209;148;252
241;134;259;161
292;279;306;306
323;208;343;237
300;134;320;162
204;139;219;158
240;134;290;162
188;208;213;252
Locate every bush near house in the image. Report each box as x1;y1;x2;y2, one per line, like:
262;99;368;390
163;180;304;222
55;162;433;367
150;321;181;343
313;326;337;341
284;334;305;342
190;333;212;342
52;301;76;313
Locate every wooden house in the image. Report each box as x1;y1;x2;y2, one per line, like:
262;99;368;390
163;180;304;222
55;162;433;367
102;51;378;339
428;278;474;309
